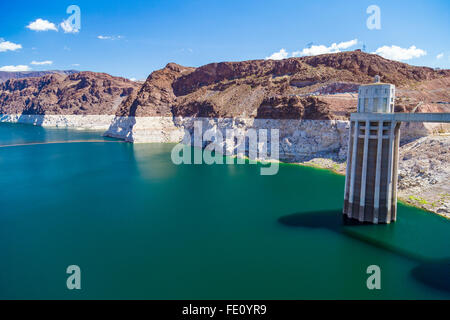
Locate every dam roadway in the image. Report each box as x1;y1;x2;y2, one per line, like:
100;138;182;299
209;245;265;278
350;112;450;123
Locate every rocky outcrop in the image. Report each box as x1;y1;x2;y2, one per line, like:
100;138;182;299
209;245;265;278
0;72;140;116
398;135;450;217
256;96;334;120
116;63;195;117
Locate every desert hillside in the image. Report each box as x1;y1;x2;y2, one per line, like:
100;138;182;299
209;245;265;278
117;50;450;119
0;72;140;115
0;50;449;119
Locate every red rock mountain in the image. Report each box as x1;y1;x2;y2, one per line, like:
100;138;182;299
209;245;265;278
0;72;140;115
117;50;450;120
0;51;449;119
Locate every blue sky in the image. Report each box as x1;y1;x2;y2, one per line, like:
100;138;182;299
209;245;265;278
1;0;449;80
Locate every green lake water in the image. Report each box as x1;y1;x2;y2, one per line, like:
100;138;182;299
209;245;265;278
0;122;449;299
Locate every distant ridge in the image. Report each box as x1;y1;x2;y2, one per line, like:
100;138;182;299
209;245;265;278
0;70;79;83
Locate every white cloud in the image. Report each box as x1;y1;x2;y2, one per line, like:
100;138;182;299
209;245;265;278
26;18;58;31
31;60;53;65
373;45;426;61
292;45;330;56
180;48;193;53
0;65;31;72
72;63;80;67
265;48;289;60
436;53;444;59
267;39;359;60
129;77;137;81
0;40;22;52
97;35;123;40
60;20;79;33
292;39;358;57
335;39;359;50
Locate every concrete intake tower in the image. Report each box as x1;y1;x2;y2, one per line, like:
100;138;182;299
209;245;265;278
343;76;449;224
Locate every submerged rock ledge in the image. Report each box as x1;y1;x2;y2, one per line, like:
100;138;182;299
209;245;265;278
0;113;448;217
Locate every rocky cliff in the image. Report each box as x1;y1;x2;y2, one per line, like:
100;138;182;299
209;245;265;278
1;51;448;120
116;50;450;120
0;71;140;116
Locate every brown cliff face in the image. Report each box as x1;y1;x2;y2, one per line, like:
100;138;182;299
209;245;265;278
0;72;140;115
256;96;334;120
116;63;195;117
120;50;450;120
300;51;448;85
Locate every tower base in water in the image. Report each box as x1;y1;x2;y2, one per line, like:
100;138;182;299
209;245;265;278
343;118;400;224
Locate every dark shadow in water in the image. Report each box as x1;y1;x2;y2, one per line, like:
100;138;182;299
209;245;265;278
411;258;450;293
278;210;379;230
278;210;450;293
279;210;342;229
